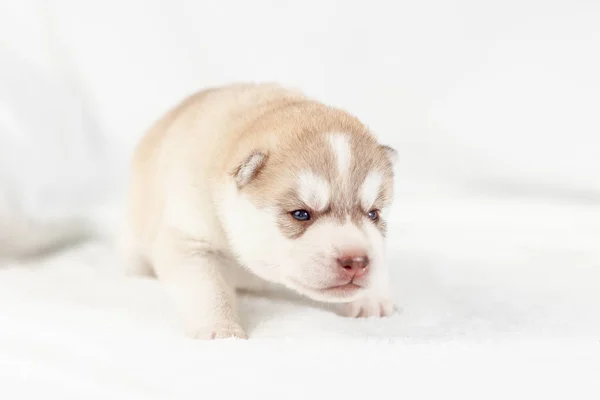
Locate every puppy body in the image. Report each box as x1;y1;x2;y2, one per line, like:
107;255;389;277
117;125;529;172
125;83;397;339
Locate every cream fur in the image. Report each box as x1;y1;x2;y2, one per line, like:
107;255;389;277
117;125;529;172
297;171;331;212
123;83;398;339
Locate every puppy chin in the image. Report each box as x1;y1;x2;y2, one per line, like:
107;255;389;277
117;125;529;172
284;279;367;303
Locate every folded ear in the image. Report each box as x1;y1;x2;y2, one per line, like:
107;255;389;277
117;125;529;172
380;145;398;167
232;150;268;187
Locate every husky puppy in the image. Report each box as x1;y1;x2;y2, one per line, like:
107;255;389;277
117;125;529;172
124;83;398;339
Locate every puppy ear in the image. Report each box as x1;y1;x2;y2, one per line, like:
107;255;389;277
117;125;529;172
380;145;398;167
232;150;268;187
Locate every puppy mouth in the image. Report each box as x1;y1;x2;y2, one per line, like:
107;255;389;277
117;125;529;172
323;282;362;292
288;279;364;302
317;282;363;298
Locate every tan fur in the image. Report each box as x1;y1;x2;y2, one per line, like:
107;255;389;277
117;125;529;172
125;82;397;339
128;83;304;248
229;95;395;238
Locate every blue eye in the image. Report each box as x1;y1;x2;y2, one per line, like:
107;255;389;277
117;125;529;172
291;210;311;221
368;210;379;221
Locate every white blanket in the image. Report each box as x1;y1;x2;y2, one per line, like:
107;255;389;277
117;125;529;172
1;1;600;398
2;195;599;399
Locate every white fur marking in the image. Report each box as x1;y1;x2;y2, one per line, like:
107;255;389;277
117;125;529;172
327;133;351;177
360;171;383;210
298;171;330;211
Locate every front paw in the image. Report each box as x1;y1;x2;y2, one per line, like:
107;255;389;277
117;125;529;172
341;294;398;318
186;321;248;340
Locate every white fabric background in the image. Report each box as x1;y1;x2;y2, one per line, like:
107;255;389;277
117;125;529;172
0;1;599;398
2;0;599;209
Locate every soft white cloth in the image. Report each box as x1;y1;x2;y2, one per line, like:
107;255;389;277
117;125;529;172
1;1;599;397
1;194;598;398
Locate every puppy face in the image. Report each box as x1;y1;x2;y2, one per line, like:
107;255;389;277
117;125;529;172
220;130;396;303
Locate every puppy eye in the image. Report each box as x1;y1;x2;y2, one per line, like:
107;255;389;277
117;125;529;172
367;210;379;221
291;209;311;221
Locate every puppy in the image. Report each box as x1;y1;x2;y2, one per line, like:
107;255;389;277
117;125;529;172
124;83;398;339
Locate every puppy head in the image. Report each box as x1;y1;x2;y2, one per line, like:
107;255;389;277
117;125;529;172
220;128;397;303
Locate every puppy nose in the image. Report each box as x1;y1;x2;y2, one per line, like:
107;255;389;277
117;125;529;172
337;255;369;277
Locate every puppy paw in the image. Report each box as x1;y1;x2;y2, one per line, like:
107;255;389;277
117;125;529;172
341;295;398;318
186;322;248;340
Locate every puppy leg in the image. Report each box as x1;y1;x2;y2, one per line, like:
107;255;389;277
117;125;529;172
340;287;398;318
153;235;247;339
340;269;398;318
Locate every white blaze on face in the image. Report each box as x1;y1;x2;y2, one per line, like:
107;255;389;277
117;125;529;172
360;171;383;210
327;133;352;179
297;171;330;212
329;216;371;256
